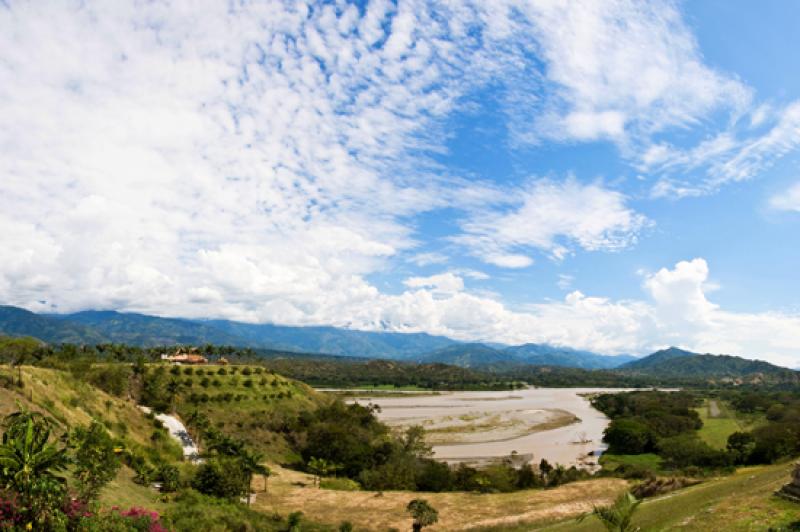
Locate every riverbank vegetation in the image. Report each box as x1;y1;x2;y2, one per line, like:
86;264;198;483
593;389;800;476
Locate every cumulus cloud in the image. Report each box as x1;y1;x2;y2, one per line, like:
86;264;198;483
1;2;798;366
455;178;649;265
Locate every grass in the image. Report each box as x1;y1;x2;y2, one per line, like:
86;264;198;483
166;364;329;460
543;461;800;531
0;365;183;463
599;453;663;473
695;399;764;449
253;464;629;531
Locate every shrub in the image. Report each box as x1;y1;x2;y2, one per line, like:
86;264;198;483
158;464;180;493
73;421;121;503
320;477;361;491
77;507;168;532
191;458;248;501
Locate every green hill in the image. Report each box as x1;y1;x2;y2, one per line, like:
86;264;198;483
0;305;107;344
620;347;799;384
543;461;799;531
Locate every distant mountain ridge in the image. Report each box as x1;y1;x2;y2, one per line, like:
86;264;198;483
619;346;799;383
418;342;637;369
0;305;630;368
2;305;796;376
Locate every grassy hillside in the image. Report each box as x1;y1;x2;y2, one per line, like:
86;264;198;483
0;365;183;463
257;464;629;531
543;462;800;531
157;363;330;461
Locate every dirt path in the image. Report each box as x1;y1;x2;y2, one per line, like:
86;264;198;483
252;465;629;531
708;400;721;418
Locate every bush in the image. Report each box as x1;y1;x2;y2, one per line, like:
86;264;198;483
164;490;285;531
76;507;168;532
320;477;361;491
158;465;180;493
604;418;655;454
191;458;247;501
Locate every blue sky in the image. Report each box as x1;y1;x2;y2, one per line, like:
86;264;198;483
1;1;799;365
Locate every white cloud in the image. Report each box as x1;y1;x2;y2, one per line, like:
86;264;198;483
455;178;649;265
1;2;798;367
403;273;464;294
769;182;800;212
557;274;574;290
648;101;800;197
503;0;751;144
408;252;449;267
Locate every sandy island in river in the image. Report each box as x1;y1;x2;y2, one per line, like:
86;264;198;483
385;407;580;445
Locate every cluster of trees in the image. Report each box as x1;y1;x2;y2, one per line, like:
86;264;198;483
722;390;800;465
258;356;522;391
283;401;587;493
596;390;800;473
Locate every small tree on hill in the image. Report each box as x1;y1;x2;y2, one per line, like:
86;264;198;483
406;499;438;532
72;421;121;502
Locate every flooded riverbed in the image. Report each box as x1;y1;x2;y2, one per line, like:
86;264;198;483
350;387;632;470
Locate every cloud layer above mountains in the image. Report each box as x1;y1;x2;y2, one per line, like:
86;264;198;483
1;1;799;365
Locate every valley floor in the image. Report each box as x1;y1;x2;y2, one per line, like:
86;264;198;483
249;461;800;531
252;465;628;531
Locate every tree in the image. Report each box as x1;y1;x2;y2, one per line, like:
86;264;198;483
580;491;641;532
727;431;756;464
237;449;271;504
406;499;438;532
0;409;70;527
307;456;338;487
72;421;121;502
165;378;183;413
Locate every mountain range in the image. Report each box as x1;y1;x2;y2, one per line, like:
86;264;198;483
0;305;631;368
1;305;796;378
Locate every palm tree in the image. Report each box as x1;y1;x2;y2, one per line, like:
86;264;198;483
186;410;210;450
407;499;438;532
237;449;271;504
580;491;642;532
165;378;183;413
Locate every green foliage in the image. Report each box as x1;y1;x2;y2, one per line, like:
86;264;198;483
320;477;360;491
407;499;438;532
580;491;641;532
0;408;70;527
72;421;121;502
191;457;248;501
157;464;180;493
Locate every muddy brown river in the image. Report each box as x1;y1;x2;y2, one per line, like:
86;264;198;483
349;387;635;470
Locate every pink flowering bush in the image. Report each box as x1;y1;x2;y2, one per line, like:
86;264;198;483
75;506;169;532
0;493;24;529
